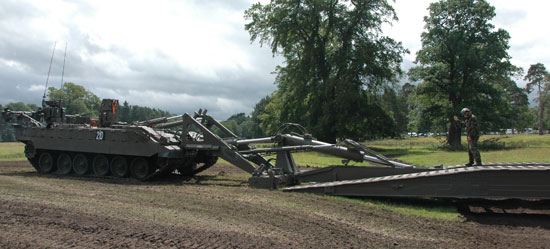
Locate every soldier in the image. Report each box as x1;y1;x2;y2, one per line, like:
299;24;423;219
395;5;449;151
454;108;482;166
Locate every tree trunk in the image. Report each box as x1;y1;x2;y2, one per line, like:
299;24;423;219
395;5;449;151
448;118;462;150
539;83;544;135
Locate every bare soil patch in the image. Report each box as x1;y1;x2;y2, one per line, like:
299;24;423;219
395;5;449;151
1;161;550;248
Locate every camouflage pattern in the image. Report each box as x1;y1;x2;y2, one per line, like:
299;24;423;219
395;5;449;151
465;114;480;139
468;139;481;164
459;114;481;164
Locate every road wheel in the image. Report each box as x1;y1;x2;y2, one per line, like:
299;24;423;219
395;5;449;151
130;157;151;180
56;153;72;175
38;152;55;173
92;154;110;176
73;153;90;175
110;156;129;178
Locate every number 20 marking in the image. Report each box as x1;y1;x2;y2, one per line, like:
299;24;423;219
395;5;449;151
96;130;104;141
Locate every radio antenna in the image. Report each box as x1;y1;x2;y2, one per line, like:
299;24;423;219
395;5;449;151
43;41;57;106
60;42;67;90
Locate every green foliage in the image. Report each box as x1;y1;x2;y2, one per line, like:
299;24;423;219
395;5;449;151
530;106;550;133
250;96;270;137
409;0;519;148
379;84;414;135
117;101;172;123
525;63;550;134
0;106;15;142
245;0;407;142
1;83;173;141
215;113;260;139
47;82;101;116
5;102;38;112
47;83;173;123
1;103;40;142
502;79;533;132
525;63;549;94
253;92;283;136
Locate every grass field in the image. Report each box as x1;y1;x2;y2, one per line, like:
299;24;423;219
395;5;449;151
282;134;550;167
365;134;550;166
2;134;549;167
0;142;25;162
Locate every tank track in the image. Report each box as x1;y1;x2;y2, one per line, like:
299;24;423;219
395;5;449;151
29;149;217;181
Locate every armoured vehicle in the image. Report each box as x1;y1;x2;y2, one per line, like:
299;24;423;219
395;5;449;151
3;98;550;201
3;99;224;180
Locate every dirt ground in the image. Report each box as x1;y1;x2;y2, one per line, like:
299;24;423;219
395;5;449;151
1;161;550;248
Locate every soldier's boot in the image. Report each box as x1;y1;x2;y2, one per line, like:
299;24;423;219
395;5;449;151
465;151;474;166
473;151;482;166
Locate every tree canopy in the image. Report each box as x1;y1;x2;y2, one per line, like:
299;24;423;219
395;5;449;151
0;102;39;142
409;0;520;148
525;63;550;134
1;83;173;141
245;0;407;142
117;101;172;124
47;82;101;116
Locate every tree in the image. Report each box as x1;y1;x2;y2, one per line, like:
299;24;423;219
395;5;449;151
245;0;407;142
250;95;270;137
0;102;39;142
409;0;517;149
525;63;550;135
125;105;172;123
119;101;131;123
380;84;414;135
47;82;101;116
530;106;550;134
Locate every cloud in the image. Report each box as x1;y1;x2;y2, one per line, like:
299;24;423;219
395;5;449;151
0;0;280;119
1;0;549;119
386;0;550;90
27;84;44;92
494;9;527;26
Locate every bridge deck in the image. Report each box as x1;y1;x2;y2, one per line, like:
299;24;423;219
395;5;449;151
286;163;550;199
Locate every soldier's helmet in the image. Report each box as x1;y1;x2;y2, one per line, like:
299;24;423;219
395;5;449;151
460;108;471;115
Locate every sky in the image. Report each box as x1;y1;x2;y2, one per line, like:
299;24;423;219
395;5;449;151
0;0;548;119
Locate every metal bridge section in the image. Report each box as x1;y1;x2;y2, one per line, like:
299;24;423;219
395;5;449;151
285;163;550;200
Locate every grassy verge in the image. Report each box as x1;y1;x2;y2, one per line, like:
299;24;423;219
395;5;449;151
0;142;25;161
365;134;550;167
3;134;550;166
330;196;460;221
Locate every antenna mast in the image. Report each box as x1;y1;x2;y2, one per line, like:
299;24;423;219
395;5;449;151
43;41;57;106
60;42;67;90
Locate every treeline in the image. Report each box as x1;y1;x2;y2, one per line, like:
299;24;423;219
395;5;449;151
0;102;40;142
117;101;172;124
0;82;264;142
242;0;550;148
248;82;544;139
0;83;173;142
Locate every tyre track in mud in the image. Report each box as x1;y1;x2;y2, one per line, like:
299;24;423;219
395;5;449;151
0;199;281;249
1;161;550;248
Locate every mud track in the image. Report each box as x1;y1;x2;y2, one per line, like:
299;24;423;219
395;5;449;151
1;161;549;248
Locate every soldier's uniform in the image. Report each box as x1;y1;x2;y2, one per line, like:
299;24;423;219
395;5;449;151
461;114;482;165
